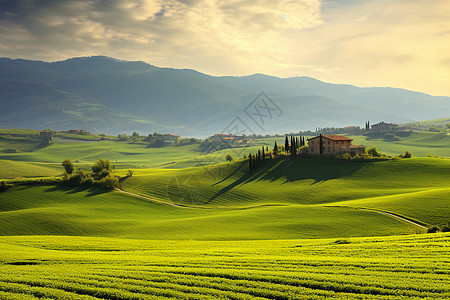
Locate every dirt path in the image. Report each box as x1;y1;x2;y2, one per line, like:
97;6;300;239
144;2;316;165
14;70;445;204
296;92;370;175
115;188;201;209
367;209;428;229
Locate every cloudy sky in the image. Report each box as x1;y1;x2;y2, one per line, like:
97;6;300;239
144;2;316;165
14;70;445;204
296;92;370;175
1;0;450;96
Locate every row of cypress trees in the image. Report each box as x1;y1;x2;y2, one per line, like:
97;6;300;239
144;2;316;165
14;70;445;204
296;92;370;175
249;135;307;170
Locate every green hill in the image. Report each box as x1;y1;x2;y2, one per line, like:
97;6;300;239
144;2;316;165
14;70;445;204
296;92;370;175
0;185;421;240
119;158;449;225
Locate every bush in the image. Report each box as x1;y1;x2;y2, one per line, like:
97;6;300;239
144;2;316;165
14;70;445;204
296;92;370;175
403;151;412;158
62;159;75;174
126;169;134;177
92;159;112;173
442;226;450;233
366;147;382;157
427;226;441;233
101;175;119;190
0;181;13;192
225;154;233;162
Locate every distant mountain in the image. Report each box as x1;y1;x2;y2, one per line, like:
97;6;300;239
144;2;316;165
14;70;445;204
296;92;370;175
1;56;449;136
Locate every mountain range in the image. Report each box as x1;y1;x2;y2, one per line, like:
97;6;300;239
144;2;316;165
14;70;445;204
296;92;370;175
1;56;449;137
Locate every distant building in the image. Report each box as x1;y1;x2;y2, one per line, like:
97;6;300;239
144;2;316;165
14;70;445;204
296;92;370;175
307;134;365;155
40;130;53;142
371;122;398;133
162;134;180;144
67;129;87;134
209;134;247;144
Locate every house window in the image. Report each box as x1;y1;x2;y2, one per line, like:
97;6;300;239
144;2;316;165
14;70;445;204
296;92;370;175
328;141;330;145
328;147;331;152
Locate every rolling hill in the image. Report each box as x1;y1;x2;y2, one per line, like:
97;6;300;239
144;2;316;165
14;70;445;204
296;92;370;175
1;56;450;136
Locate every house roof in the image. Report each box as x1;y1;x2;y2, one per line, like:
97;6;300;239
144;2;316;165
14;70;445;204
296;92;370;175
214;133;232;137
164;133;180;137
307;135;353;141
221;137;236;140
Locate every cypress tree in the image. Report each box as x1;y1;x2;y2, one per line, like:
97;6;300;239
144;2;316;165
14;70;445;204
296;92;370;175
274;141;278;153
262;147;265;163
285;136;289;154
257;150;261;167
249;153;252;170
303;137;305;147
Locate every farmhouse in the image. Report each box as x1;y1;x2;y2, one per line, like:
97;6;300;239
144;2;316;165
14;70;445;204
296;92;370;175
162;134;180;144
209;134;247;144
307;134;365;155
67;129;87;134
371;122;398;132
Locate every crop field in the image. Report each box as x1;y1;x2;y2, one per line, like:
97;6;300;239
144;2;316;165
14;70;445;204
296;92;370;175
0;234;449;299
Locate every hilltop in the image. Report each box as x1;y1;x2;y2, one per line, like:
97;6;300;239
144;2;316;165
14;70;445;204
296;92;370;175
1;56;450;136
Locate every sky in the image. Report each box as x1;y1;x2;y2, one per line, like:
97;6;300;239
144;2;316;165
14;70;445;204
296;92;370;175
1;0;450;96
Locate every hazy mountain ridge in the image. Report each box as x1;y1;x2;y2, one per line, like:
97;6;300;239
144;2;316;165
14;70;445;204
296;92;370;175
1;56;449;136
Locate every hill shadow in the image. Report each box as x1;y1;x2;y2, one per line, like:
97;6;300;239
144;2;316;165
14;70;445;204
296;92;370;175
206;158;368;204
44;185;111;197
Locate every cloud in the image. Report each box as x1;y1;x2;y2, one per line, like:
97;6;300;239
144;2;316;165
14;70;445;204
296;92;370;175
1;0;450;96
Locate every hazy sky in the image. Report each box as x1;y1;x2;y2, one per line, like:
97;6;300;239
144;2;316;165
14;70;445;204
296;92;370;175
1;0;450;96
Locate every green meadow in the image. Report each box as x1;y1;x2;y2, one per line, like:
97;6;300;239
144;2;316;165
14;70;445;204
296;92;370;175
0;130;449;299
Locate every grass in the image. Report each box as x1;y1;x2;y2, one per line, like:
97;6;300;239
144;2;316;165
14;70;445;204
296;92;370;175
348;131;450;157
0;185;422;240
0;234;448;299
0;159;61;179
119;157;450;225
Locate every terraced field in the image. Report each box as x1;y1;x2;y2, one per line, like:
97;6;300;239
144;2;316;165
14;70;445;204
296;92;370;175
0;234;449;299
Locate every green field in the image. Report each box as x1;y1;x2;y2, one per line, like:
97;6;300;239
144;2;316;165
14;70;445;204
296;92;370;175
0;234;448;299
0;185;422;239
0;129;449;299
349;131;450;157
119;158;450;226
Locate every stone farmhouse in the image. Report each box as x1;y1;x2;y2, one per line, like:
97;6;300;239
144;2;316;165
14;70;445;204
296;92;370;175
307;134;365;156
162;133;180;144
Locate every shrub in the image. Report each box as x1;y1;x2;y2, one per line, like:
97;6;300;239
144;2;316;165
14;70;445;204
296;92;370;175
92;159;112;173
403;151;412;158
126;169;134;177
62;159;75;174
0;181;13;192
427;226;441;233
225;154;233;162
366;147;382;157
101;175;119;190
442;226;450;233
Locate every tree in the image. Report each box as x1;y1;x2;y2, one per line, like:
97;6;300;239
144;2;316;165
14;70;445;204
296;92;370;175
273;141;278;154
366;147;381;157
285;136;289;154
126;169;134;177
92;159;112;173
62;159;75;174
225;154;233;162
262;147;265;162
249;153;253;170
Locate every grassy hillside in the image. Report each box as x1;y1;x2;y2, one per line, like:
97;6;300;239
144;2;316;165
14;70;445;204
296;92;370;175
0;185;421;240
349;131;450;157
0;160;60;179
119;158;449;225
0;234;448;299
